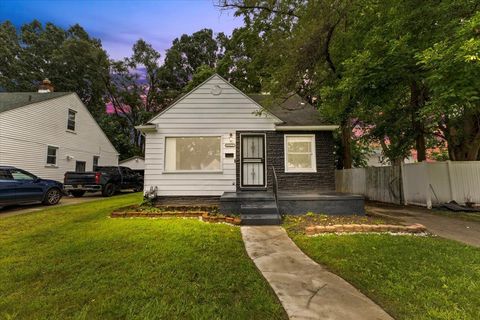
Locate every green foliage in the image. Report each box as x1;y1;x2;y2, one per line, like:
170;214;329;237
0;20;109;118
224;0;480;163
0;194;287;319
288;232;480;320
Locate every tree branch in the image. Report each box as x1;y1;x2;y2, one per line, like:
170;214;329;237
216;1;299;18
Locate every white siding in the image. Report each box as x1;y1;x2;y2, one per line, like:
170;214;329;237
0;93;118;181
144;75;279;196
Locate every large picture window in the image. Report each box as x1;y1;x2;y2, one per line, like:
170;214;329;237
284;135;316;172
165;136;221;172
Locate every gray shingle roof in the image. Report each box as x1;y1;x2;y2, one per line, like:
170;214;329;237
0;92;72;113
248;93;333;126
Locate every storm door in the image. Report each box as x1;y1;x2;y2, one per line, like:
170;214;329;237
241;134;266;187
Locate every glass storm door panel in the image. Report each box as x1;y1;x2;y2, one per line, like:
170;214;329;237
241;135;265;187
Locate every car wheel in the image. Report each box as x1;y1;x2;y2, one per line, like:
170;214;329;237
70;190;86;197
102;183;115;197
43;188;62;205
133;184;143;192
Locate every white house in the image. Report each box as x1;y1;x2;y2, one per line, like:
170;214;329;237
119;156;145;173
0;91;118;182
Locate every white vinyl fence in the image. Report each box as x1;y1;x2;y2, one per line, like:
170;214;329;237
336;161;480;208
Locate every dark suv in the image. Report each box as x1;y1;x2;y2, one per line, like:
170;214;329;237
0;166;64;208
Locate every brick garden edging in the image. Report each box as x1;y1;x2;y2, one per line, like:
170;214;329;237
110;211;207;218
305;223;427;236
110;211;242;225
201;213;242;225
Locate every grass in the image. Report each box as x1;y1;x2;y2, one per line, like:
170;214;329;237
286;223;480;320
431;209;480;223
0;193;286;319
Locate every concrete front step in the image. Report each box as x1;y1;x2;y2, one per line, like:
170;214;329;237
241;202;278;215
241;213;282;225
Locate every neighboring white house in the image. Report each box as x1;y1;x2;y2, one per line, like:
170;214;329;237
0;91;118;181
119;156;145;171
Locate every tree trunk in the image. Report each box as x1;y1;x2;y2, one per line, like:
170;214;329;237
443;111;480;161
410;81;427;162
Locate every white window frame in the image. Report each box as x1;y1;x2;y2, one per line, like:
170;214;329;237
163;135;223;173
46;145;59;166
284;134;317;173
67;109;77;132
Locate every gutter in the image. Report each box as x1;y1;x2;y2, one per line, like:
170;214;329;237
135;124;157;133
275;125;340;131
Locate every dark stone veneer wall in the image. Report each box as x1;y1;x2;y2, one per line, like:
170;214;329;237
236;130;335;192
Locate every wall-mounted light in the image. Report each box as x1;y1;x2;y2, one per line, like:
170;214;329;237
66;155;74;161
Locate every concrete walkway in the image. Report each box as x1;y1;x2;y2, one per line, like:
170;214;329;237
241;226;393;320
367;203;480;248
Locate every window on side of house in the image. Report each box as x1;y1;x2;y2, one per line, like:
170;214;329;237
46;146;58;165
284;135;316;173
164;136;221;172
67;109;76;131
93;156;99;170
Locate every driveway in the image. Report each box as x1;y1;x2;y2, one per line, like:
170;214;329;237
0;192;105;218
367;202;480;248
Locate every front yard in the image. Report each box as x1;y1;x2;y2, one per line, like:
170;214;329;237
285;216;480;320
0;193;286;319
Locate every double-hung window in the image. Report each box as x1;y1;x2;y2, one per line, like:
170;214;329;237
46;146;58;165
67;109;76;131
284;135;316;172
164;136;221;172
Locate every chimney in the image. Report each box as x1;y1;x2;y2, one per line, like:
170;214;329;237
38;78;54;93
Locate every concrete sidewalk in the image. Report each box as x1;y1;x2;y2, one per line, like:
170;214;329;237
241;226;393;320
367;203;480;248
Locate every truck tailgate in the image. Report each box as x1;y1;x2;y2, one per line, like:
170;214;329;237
64;172;97;185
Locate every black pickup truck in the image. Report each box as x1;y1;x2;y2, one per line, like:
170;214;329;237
64;166;143;197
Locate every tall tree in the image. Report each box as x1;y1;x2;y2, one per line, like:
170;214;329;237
220;0;480;165
419;10;480;160
103;39;164;156
159;28;220;104
0;20;109;118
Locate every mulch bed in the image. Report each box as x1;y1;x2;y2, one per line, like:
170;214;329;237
284;213;402;234
110;204;241;225
305;223;427;235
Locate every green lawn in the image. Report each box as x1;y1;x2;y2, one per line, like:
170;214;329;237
0;193;286;319
287;226;480;320
431;209;480;223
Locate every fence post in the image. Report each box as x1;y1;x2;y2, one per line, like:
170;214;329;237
446;160;455;202
424;162;432;209
400;162;408;205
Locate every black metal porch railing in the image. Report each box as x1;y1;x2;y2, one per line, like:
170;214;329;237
271;165;280;215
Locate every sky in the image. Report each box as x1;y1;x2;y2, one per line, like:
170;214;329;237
0;0;243;60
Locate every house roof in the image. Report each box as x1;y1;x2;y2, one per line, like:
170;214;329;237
0;92;72;113
247;93;332;126
119;156;145;163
